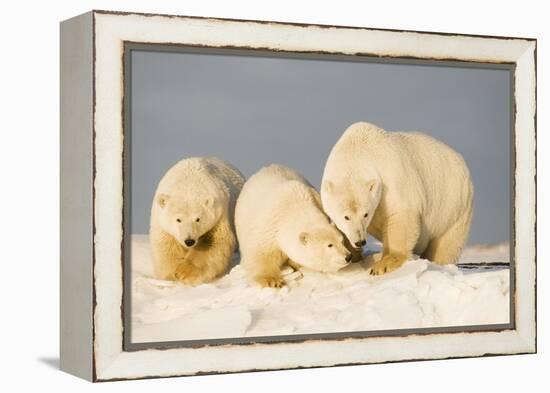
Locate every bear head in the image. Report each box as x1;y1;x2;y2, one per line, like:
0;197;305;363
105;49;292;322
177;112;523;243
321;177;382;248
155;187;226;248
278;219;353;273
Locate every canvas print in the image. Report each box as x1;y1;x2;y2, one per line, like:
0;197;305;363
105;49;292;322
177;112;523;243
126;46;512;345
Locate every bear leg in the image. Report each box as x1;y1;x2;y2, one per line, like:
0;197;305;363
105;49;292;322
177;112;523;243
242;249;286;288
176;226;236;285
151;230;188;280
174;248;230;285
173;258;207;284
369;212;420;276
422;210;473;264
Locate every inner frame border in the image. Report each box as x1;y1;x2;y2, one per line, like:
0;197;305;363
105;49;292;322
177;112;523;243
121;42;517;352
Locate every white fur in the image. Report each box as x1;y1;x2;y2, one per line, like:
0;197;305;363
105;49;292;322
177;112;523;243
321;122;473;275
235;164;352;288
150;157;244;284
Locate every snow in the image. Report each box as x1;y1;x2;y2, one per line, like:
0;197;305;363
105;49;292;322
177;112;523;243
459;242;510;263
130;235;510;343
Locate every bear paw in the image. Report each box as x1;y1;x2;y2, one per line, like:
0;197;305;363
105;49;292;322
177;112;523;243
368;254;407;276
257;276;286;288
174;263;208;285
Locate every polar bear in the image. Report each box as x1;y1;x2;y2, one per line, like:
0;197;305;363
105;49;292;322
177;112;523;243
149;157;245;285
235;164;355;288
321;122;473;276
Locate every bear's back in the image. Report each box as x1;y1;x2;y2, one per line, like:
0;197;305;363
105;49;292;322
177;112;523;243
236;164;319;225
157;157;243;196
203;157;245;193
394;131;472;202
240;164;311;204
325;122;389;177
258;164;311;187
156;157;210;194
201;157;245;216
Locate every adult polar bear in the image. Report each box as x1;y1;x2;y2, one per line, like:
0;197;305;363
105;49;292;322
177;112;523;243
236;164;354;288
321;122;473;276
150;157;244;285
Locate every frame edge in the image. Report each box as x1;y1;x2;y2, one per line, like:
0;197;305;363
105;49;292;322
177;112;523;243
60;11;95;382
90;11;538;380
91;9;537;42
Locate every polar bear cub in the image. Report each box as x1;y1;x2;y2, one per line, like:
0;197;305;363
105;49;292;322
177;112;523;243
150;157;245;285
321;122;473;276
235;164;353;288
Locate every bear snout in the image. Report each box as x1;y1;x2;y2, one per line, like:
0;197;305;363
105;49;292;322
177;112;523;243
354;239;366;248
345;253;353;262
184;238;196;247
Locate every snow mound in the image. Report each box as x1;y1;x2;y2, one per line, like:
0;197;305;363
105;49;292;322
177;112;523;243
130;235;509;343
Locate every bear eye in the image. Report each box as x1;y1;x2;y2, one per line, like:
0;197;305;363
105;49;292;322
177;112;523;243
195;218;200;222
328;244;333;248
364;212;369;218
176;218;181;223
344;216;350;221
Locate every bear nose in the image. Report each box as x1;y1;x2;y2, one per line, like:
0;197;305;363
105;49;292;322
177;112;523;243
354;240;366;248
345;253;353;263
184;238;196;247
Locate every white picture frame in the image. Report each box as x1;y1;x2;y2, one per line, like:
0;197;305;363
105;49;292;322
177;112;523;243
60;10;536;382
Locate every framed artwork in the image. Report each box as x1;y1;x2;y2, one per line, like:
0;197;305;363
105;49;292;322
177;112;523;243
60;10;537;381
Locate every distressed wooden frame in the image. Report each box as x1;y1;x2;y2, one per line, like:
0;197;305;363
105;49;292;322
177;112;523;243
60;10;537;382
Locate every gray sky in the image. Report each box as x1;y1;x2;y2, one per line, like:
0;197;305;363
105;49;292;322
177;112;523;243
130;49;511;245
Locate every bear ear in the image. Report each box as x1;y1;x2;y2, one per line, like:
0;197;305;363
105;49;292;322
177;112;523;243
157;193;169;208
323;181;334;194
299;232;309;245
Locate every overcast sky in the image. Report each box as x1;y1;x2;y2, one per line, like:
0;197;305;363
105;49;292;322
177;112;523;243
130;49;511;245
